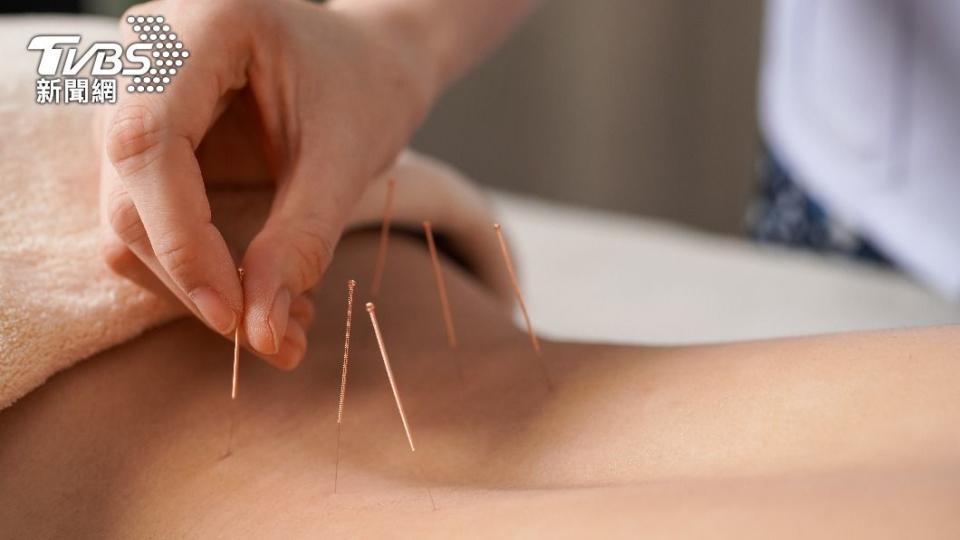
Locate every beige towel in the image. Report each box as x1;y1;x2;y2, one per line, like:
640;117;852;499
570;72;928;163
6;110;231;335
0;16;510;410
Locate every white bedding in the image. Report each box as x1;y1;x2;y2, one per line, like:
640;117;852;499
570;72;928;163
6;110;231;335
492;192;960;344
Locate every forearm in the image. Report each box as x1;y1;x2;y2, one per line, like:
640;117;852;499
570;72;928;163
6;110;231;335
331;0;542;96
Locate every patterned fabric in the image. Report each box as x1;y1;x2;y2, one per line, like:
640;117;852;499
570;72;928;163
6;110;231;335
747;147;892;266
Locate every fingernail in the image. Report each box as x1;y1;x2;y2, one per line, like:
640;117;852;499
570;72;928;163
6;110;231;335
274;340;305;371
188;287;236;334
272;321;307;370
265;288;290;355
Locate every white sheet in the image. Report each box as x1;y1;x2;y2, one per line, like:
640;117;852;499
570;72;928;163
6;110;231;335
492;192;960;344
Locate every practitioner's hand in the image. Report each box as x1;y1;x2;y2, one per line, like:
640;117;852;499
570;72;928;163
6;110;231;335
97;0;437;368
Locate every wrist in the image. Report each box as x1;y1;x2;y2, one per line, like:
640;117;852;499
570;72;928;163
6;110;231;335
329;1;446;122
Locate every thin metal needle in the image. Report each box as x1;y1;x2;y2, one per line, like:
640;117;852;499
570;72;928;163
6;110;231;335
366;303;436;510
226;267;245;457
334;280;357;493
232;268;245;398
231;327;240;399
421;460;438;512
365;302;415;452
493;224;553;389
370;177;396;297
423;221;458;349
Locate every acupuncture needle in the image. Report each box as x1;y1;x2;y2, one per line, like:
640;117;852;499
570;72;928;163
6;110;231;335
422;221;459;349
366;301;415;450
493;224;554;390
225;267;245;458
333;279;357;494
366;302;437;510
370;177;396;297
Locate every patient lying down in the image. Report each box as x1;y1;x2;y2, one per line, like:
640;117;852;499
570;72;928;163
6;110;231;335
2;229;960;537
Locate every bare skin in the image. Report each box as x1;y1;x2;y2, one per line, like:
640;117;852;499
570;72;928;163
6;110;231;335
1;233;959;538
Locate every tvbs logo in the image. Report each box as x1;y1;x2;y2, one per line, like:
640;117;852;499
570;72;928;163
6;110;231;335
28;15;189;104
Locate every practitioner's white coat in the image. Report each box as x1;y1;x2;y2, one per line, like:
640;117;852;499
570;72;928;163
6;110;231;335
761;0;960;298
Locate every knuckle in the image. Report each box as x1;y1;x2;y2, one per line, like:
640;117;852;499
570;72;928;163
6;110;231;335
100;236;136;275
289;222;336;291
105;104;164;177
154;236;197;285
106;190;147;246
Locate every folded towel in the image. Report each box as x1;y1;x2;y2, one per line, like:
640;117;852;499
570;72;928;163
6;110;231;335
0;16;509;410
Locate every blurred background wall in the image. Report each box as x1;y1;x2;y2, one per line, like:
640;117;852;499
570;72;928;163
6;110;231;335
6;0;766;235
414;1;765;234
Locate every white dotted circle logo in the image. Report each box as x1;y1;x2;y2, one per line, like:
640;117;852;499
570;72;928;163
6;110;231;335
125;15;188;93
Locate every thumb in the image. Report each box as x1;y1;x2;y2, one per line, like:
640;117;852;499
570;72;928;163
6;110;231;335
242;164;361;367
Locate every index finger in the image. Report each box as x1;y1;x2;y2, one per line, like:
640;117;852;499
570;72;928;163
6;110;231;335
104;4;255;333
